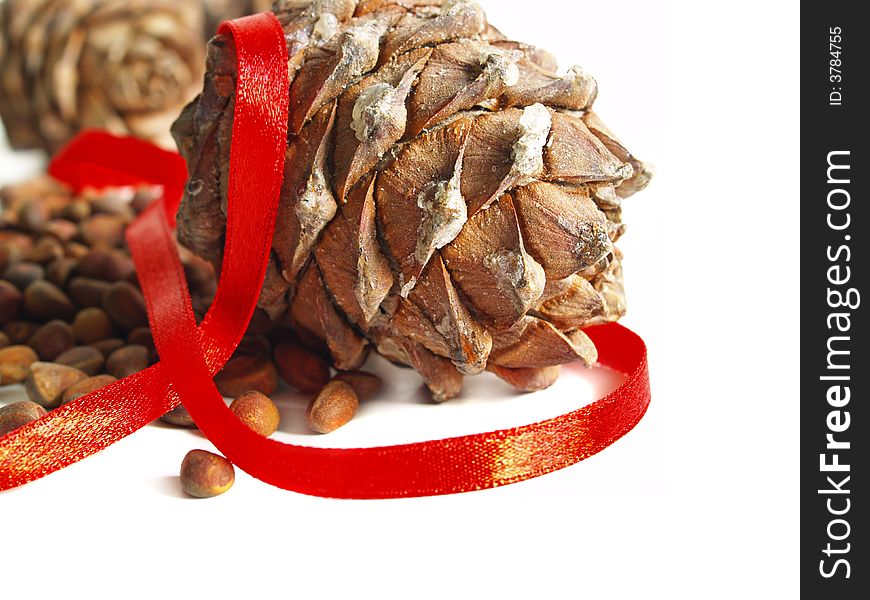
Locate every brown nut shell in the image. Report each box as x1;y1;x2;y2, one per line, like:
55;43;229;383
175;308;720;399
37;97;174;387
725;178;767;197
72;307;114;344
332;370;383;401
307;380;359;434
25;362;88;408
0;345;39;384
0;401;48;436
273;341;331;393
105;345;150;378
230;390;281;437
214;355;279;398
62;374;118;404
55;346;105;376
180;450;235;498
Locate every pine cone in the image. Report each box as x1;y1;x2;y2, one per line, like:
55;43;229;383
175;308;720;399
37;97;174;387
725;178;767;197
173;0;652;401
202;0;275;35
0;0;205;152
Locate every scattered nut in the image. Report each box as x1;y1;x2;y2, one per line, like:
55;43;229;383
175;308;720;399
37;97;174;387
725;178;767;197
26;319;75;361
89;337;125;358
4;261;45;290
55;346;105;376
0;280;22;322
131;188;161;213
489;364;561;392
273;341;331;393
1;183;222;398
23;280;76;321
105;344;150;378
45;257;77;288
59;200;91;223
0;231;32;252
16;202;49;233
230;390;280;437
180;449;235;498
76;248;134;282
80;214;125;248
72;307;114;344
235;335;271;358
89;190;135;219
25;361;88;408
102;281;148;331
245;308;273;337
127;326;154;351
3;320;40;344
27;236;64;264
68;277;111;307
0;242;24;272
307;380;359;434
63;241;90;259
44;219;79;242
333;370;383;401
0;345;39;384
161;403;196;428
0;401;48;436
214;354;279;398
62;374;118;404
182;254;217;297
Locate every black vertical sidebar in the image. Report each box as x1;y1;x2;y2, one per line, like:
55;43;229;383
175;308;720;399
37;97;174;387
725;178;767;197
801;4;866;597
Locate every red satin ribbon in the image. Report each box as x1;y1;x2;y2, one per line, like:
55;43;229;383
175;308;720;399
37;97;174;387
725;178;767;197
0;12;651;498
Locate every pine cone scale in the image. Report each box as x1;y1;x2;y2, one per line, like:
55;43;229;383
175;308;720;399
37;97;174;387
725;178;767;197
513;182;612;280
375;118;470;295
333;46;430;198
315;174;394;327
276;102;339;283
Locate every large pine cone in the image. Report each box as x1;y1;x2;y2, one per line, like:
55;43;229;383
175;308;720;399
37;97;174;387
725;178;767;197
0;0;205;152
173;0;652;401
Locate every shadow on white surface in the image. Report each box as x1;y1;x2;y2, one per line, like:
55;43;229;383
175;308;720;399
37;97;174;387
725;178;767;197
149;475;188;499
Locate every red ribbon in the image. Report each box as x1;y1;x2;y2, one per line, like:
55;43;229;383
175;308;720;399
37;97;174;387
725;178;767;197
0;13;651;498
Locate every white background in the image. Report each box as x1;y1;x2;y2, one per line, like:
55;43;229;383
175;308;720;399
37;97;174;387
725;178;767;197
1;1;799;597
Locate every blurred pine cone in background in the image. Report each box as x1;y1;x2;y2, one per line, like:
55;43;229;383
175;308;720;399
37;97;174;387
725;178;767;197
202;0;274;35
173;0;652;401
0;0;208;152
